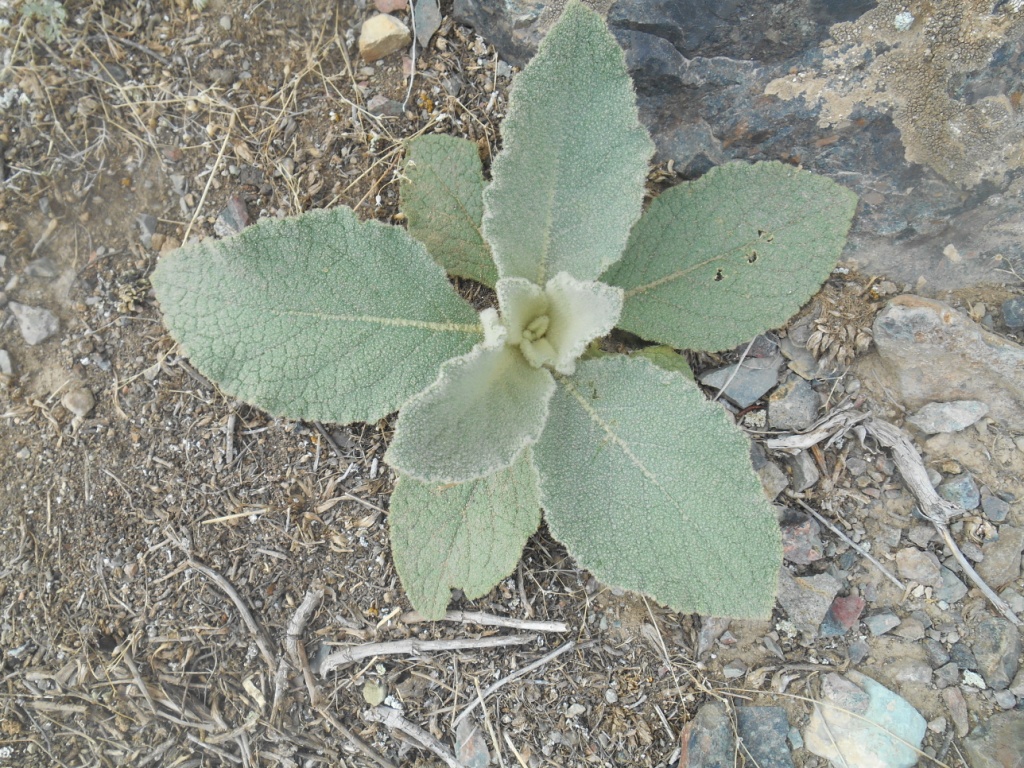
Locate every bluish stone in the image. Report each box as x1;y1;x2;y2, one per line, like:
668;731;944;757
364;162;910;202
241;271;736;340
864;612;901;636
938;473;981;510
735;707;794;768
981;493;1011;523
1002;296;1024;331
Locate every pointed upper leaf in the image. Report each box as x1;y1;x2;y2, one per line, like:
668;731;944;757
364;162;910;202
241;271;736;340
389;452;542;619
385;344;555;484
401;135;497;287
482;0;654;284
534;355;782;618
151;207;481;424
603;161;857;352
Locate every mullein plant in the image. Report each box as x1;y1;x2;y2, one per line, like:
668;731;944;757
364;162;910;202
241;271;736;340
152;1;856;619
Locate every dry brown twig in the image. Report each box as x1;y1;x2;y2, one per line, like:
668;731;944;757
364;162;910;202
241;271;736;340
286;585;324;707
318;633;538;676
364;705;466;768
402;609;569;633
864;419;1021;626
453;640;587;727
186;559;278;669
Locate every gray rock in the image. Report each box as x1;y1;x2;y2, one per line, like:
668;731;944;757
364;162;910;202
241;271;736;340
804;671;926;768
962;710;1024;768
934;566;968;604
455;717;490;768
768;375;819;431
1010;667;1024;697
780;511;823;565
366;94;406;117
785;450;819;492
970;618;1021;691
457;2;1024;298
8;302;59;345
891;659;932;686
696;616;730;658
0;349;10;376
937;473;981;511
735;707;794;768
1000;587;1024;615
214;196;250;238
933;662;960;689
893;616;926;642
992;689;1016;710
757;460;788;500
943;687;969;738
950;641;979;671
137;213;158;248
864;612;901;636
895;547;943;587
413;0;441;48
1001;296;1024;331
981;493;1011;523
976;525;1024;590
24;256;58;278
873;297;1024;431
906;400;989;434
722;660;746;680
698;353;782;409
777;569;840;635
924;637;950;667
679;700;732;768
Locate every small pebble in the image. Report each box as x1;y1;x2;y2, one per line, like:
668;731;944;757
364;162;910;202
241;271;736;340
9;302;59;345
980;493;1011;522
0;349;11;376
864;612;901;636
992;689;1016;709
219;14;232;31
937;473;981;510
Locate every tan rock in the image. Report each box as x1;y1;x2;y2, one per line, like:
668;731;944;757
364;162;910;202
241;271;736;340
359;14;411;62
872;295;1024;431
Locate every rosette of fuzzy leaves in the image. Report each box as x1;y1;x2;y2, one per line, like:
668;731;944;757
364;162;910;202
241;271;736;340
153;0;856;621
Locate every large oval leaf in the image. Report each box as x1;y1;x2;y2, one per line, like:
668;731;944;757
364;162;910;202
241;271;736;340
401;135;497;288
152;207;481;424
482;1;654;284
604;161;857;352
385;344;555;484
389;452;541;620
534;355;781;618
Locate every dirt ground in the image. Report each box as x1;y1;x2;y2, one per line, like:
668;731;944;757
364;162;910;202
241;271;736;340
0;1;1018;767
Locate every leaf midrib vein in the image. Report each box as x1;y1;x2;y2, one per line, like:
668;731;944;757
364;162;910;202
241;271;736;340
270;308;481;334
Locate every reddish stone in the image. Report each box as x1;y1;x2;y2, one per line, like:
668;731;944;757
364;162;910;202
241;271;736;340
819;595;866;637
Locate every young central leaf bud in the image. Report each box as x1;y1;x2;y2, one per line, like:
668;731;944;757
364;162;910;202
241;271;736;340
522;314;550;342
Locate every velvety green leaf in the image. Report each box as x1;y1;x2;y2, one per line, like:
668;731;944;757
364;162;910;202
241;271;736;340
389;452;541;619
385;345;555;483
534;355;781;618
604;161;857;352
482;0;654;284
401;135;497;287
152;207;481;424
634;345;694;381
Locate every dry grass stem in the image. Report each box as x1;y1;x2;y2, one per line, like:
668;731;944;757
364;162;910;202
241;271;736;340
402;610;569;632
319;634;538;676
186;559;278;669
454;640;587;727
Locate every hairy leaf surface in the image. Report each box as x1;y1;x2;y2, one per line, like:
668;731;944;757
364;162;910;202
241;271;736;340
534;355;781;618
389;452;541;619
151;207;481;424
401;135;497;287
385;345;555;483
634;345;694;381
604;161;857;352
482;1;653;284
